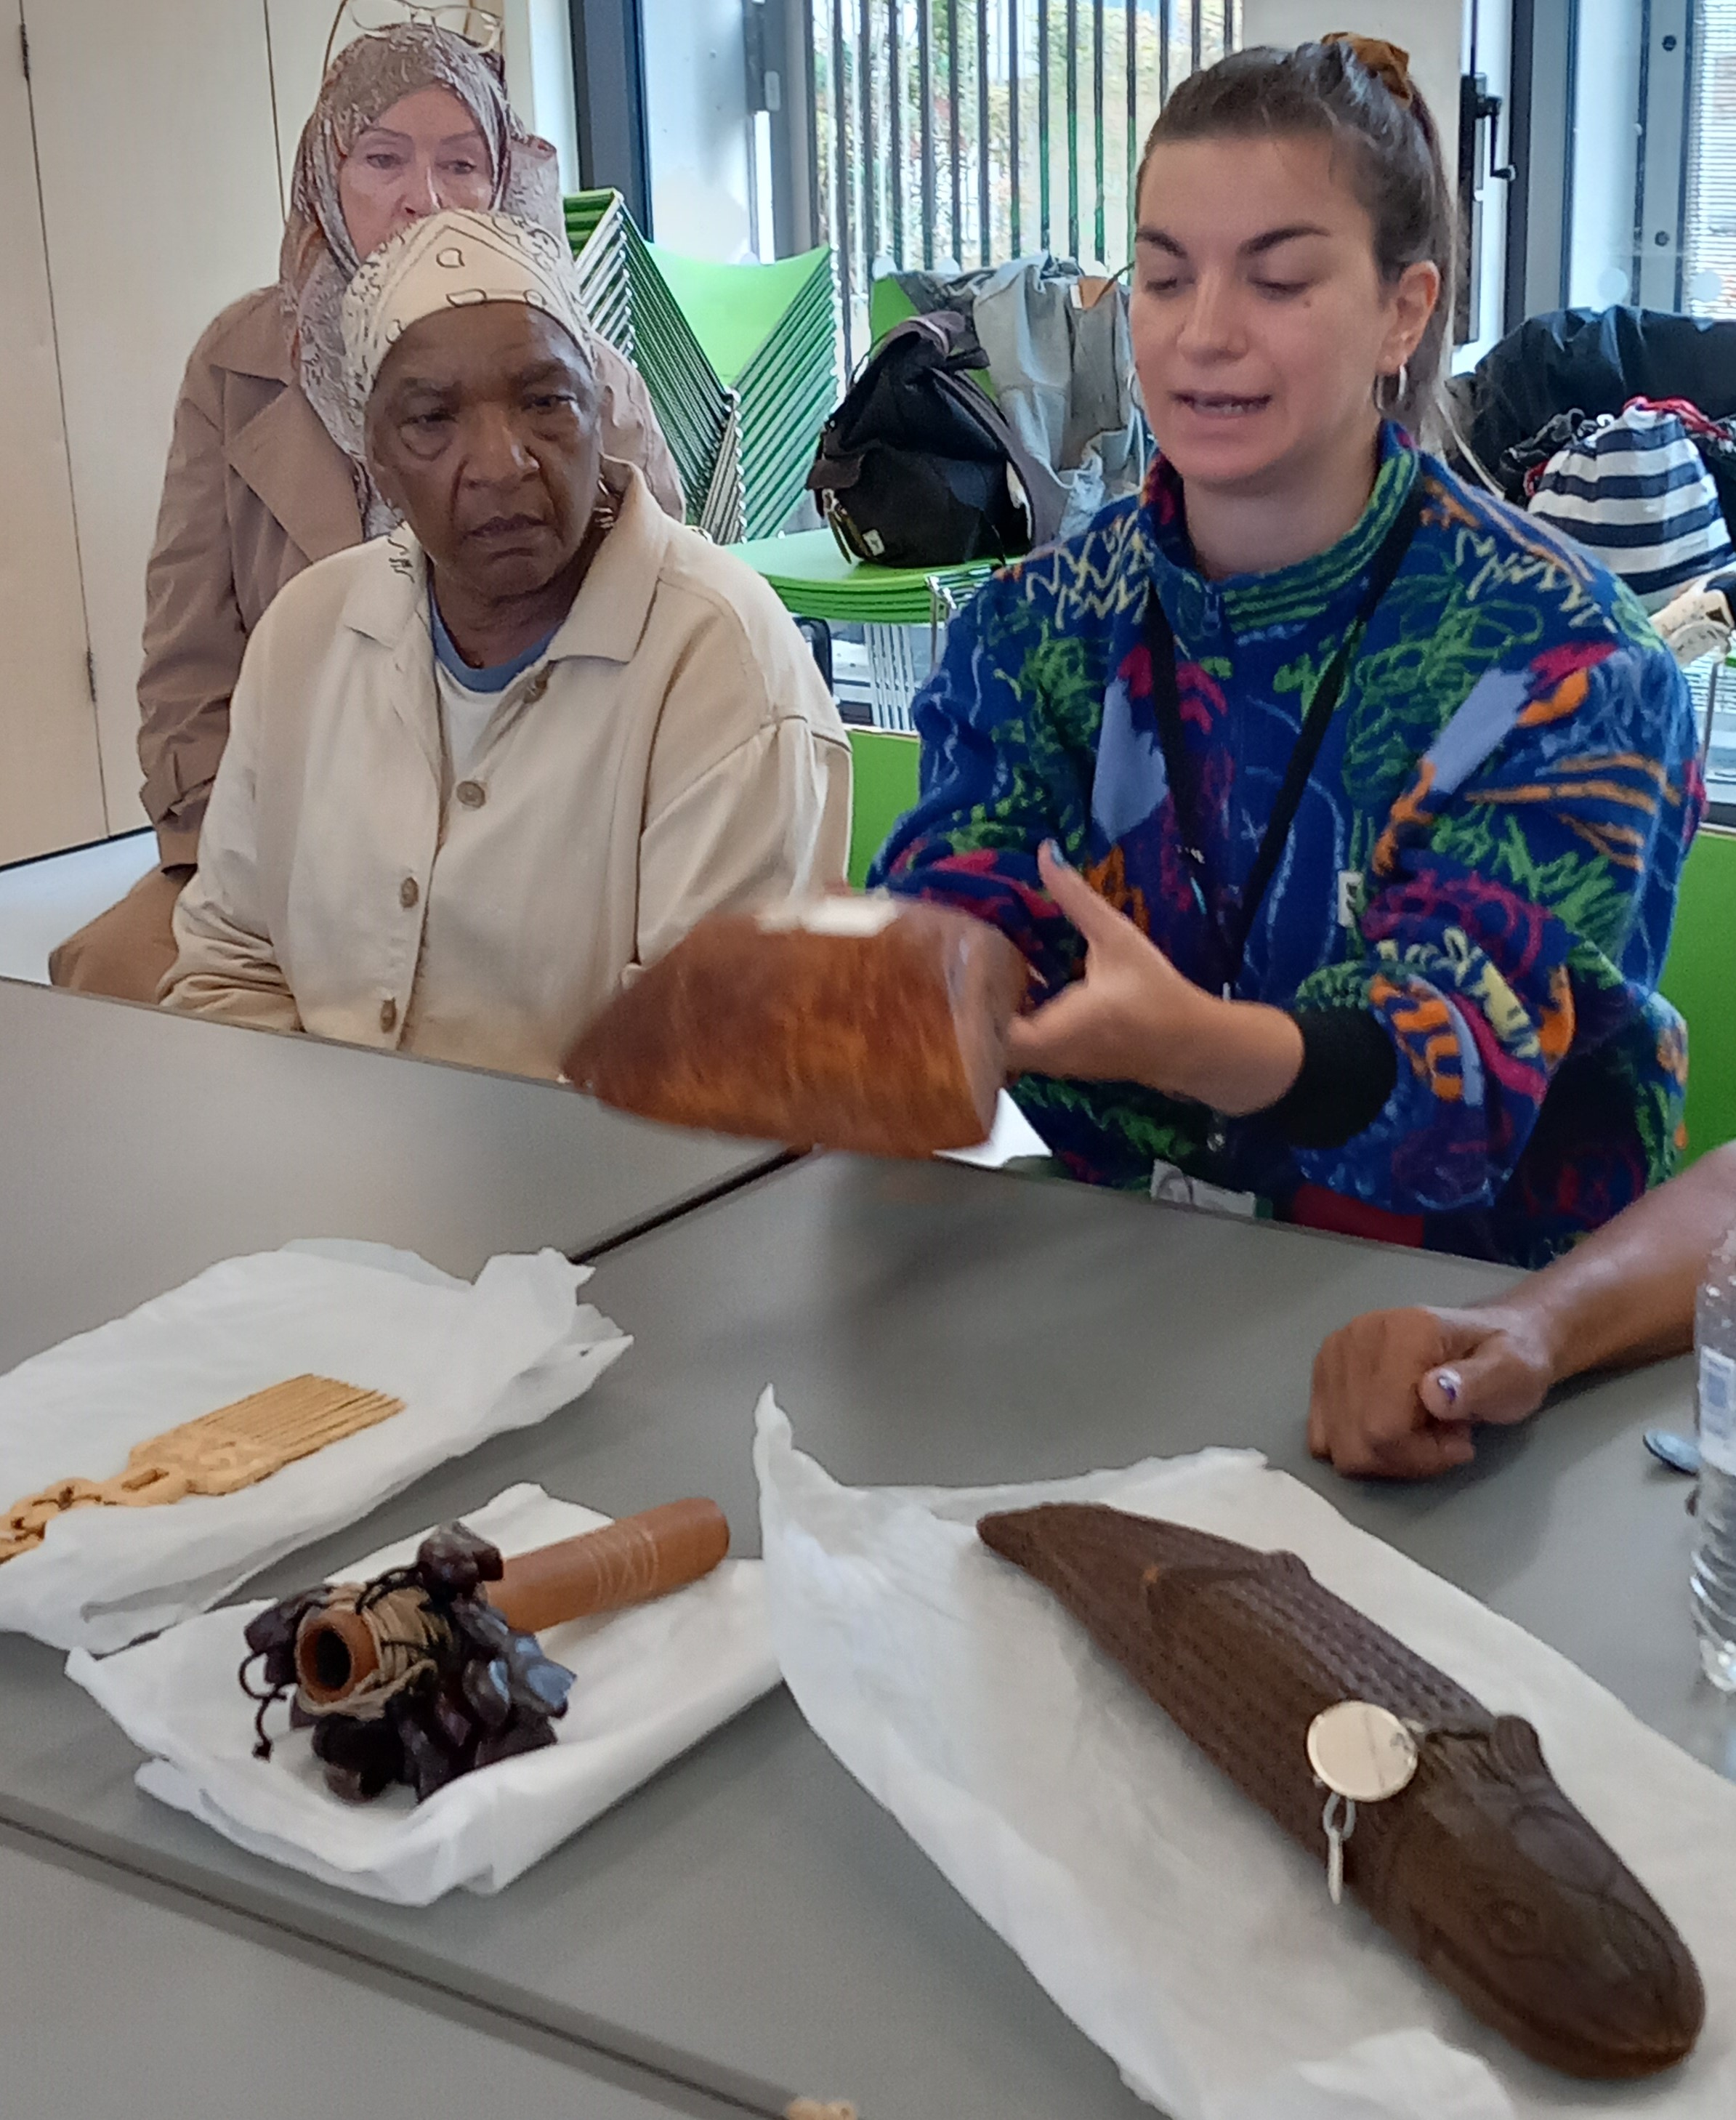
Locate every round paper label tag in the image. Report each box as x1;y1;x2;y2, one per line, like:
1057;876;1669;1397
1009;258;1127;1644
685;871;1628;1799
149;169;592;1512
1306;1701;1419;1804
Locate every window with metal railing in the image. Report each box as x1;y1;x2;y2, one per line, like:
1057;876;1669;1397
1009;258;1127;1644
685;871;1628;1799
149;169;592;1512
810;0;1238;366
1676;1;1736;815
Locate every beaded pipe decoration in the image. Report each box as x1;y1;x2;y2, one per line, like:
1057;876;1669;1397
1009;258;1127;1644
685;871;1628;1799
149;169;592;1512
978;1504;1704;2082
241;1499;730;1802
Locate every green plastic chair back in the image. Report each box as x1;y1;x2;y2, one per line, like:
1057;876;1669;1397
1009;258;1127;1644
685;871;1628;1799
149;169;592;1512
650;243;832;387
866;272;997;397
868;274;921;347
1662;826;1736;1162
847;728;922;888
565;195;838;541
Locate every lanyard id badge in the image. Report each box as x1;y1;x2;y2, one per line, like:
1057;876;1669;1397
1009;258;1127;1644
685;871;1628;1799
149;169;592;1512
1142;479;1424;997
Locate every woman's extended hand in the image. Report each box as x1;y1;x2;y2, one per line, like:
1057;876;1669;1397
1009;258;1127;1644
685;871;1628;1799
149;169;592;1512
1307;1303;1559;1479
1006;842;1304;1114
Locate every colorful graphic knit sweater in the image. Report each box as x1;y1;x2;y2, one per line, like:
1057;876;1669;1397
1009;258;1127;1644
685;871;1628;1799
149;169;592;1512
871;429;1701;1267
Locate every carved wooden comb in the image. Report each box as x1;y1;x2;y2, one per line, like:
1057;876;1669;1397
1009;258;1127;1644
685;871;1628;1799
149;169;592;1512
0;1376;404;1563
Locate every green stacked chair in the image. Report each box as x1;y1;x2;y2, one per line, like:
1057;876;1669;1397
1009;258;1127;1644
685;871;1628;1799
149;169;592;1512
563;193;838;544
563;191;732;534
648;244;838;542
564;190;633;353
726;528;993;625
727;527;996;731
559;209;995;728
723;271;1015;729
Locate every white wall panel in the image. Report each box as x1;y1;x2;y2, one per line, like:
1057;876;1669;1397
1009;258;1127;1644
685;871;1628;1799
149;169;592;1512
1240;0;1467;157
501;0;578;189
0;1;105;863
265;0;365;205
23;0;286;836
1567;0;1647;309
642;0;752;259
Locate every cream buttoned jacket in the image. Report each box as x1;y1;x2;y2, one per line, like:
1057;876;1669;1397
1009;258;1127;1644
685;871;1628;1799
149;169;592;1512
139;285;684;866
161;467;852;1079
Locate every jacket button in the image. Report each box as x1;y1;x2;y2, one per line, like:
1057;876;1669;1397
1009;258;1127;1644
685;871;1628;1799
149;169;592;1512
455;779;486;809
400;876;419;909
380;998;398;1033
524;669;550;702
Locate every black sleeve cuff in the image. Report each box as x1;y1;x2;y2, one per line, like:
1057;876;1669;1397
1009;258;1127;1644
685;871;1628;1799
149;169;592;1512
1267;1007;1398;1149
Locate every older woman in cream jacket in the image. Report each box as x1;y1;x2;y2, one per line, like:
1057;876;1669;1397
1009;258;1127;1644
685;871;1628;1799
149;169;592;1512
161;211;848;1079
52;23;681;1003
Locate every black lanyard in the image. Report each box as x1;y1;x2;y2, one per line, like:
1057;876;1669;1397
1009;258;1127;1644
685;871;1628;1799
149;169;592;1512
1142;480;1424;996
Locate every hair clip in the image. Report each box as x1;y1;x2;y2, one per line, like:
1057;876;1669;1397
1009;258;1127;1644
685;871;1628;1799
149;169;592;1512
1323;30;1416;108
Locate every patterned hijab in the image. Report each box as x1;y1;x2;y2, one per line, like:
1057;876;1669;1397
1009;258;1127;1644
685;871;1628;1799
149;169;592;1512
280;23;564;495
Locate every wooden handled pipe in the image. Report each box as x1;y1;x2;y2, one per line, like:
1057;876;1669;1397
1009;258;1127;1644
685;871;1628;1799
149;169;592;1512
294;1498;730;1706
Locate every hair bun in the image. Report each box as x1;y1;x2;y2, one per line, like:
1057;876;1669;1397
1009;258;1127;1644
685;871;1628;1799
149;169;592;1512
1322;30;1415;107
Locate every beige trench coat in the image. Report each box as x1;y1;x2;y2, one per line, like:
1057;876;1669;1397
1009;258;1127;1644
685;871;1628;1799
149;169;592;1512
138;283;685;866
161;467;851;1079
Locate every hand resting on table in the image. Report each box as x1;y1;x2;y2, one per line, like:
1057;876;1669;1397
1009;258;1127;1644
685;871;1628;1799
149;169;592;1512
1309;1143;1736;1480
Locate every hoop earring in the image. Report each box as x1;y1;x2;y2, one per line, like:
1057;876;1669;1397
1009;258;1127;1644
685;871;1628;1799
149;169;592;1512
1375;362;1410;416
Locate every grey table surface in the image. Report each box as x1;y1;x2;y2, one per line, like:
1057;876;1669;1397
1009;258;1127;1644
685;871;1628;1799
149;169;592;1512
0;1828;725;2119
4;1151;1735;2119
0;977;780;1371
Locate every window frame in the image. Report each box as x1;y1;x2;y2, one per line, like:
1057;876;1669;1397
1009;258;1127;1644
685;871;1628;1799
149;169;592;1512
568;0;655;229
1634;0;1695;309
1505;0;1578;329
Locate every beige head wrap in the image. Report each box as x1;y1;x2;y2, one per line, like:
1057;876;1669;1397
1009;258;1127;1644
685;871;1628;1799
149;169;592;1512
280;23;564;501
342;208;594;411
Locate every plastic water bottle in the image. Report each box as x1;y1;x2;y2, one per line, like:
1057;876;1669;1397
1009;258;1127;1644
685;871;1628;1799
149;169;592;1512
1691;1225;1736;1688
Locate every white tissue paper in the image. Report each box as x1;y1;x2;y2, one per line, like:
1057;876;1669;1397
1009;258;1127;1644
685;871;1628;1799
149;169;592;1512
753;1393;1736;2120
69;1482;780;1903
0;1241;630;1652
939;1087;1052;1169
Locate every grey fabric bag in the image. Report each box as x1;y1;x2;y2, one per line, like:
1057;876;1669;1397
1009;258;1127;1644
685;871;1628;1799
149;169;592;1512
886;257;1147;538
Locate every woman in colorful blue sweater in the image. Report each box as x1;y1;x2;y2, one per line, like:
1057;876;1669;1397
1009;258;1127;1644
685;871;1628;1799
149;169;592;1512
872;37;1700;1267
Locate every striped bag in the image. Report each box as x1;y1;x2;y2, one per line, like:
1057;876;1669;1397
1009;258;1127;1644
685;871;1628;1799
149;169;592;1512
1527;400;1734;611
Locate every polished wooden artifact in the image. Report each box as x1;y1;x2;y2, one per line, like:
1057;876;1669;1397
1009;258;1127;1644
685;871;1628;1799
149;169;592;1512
565;897;1029;1157
979;1504;1705;2081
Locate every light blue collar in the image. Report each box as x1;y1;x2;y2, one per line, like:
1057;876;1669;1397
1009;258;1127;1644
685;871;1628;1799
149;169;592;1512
429;592;560;693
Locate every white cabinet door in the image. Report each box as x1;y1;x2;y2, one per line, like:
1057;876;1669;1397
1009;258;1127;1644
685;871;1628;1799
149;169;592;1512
0;4;105;865
22;0;285;836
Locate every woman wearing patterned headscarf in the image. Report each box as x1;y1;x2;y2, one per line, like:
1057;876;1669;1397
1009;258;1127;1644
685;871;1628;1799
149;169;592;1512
52;23;682;1003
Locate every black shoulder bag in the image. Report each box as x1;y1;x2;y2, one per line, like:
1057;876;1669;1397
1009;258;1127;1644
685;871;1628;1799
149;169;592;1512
806;312;1063;568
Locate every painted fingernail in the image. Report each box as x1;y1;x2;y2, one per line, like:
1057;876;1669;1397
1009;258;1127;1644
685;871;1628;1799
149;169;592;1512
1433;1367;1461;1407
